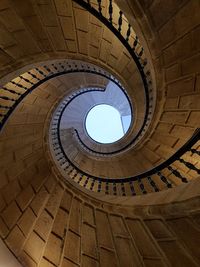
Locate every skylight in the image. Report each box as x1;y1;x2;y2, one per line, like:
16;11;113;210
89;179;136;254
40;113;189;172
85;104;130;144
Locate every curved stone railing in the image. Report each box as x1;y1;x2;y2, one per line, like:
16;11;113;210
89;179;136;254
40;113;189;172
50;96;200;196
1;58;199;197
0;60;154;153
73;0;154;141
52;80;136;156
0;60;132;127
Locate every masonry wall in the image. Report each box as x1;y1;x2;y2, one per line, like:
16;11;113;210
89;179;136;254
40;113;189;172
0;0;200;266
0;0;199;180
0;169;200;267
0;87;200;266
116;0;200;159
1;91;200;267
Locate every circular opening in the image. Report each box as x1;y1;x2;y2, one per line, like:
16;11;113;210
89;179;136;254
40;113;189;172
85;104;131;144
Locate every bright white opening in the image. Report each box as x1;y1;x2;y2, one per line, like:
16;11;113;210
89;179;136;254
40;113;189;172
85;104;130;144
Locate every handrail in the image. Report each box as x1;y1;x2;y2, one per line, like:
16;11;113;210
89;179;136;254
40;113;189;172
52;111;200;195
0;61;153;155
0;61;132;130
73;0;154;146
52;112;200;183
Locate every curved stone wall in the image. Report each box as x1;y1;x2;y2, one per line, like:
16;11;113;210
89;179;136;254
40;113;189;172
0;0;200;266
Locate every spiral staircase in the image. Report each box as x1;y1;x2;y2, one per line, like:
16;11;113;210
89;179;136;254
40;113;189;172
0;0;200;266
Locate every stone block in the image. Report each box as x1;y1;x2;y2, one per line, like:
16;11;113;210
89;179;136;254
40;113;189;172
44;175;56;193
64;230;80;264
0;151;14;169
167;76;195;97
161;111;188;124
0;171;8;190
14;144;33;160
163;33;192;66
143;259;166;267
5;225;25;256
99;39;112;62
2;201;22;229
13;30;41;55
0;24;16;48
61;258;78;267
37;3;57;27
60;17;75;40
141;147;161;164
0;216;9;238
89;45;99;58
54;0;73;16
174;0;200;37
66;39;77;53
43;233;63;266
179;94;200;109
109;215;128;236
38;258;55;267
195;75;200;91
116;52;130;73
114;236;141;267
31;173;46;193
18;207;36;236
187;111;200;126
159;18;177;47
77;30;88;55
45;184;64;217
167;218;200;262
60;190;72;212
49;26;68;51
96;210;114;249
18;251;37;267
16;185;35;211
68;198;81;234
99;248;118;267
156;122;173;133
31;186;49;216
171;125;194;139
145;219;173;239
74;8;89;32
164;97;179;110
149;0;180;30
19;103;40;115
82;223;98;258
158;240;197;267
108;54;118;69
23;150;43;168
152;132;178;147
4;113;28;126
82;255;98;267
52;208;69;238
126;218;160;257
103;27;113;44
0;193;6;211
0;49;12;66
83;204;94;225
89;24;102;48
34;209;53;241
0;8;25;32
9;0;35;17
25;15;49;44
182;53;200;75
24;231;45;263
